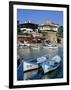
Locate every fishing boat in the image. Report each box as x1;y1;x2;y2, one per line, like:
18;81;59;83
23;55;49;72
31;46;40;50
48;44;58;48
40;55;61;74
37;55;49;63
23;59;39;72
43;45;58;49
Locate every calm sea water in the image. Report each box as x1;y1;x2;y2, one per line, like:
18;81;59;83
17;46;63;80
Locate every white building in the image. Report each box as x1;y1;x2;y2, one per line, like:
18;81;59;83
38;21;59;32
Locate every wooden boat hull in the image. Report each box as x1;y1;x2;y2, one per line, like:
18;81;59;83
41;63;60;73
40;55;61;74
31;46;40;50
23;60;39;72
43;46;58;49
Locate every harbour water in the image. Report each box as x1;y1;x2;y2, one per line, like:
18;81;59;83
17;45;63;80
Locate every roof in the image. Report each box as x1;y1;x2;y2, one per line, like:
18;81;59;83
43;21;58;27
17;22;38;29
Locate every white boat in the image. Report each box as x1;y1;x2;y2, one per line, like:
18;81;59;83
48;45;58;49
19;43;25;46
40;55;61;74
42;46;49;49
43;45;58;49
18;41;30;47
23;55;49;72
23;59;39;72
37;56;49;63
24;41;30;46
17;58;38;80
31;46;40;50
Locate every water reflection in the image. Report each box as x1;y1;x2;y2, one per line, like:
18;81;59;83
18;47;59;60
17;46;63;80
24;69;39;80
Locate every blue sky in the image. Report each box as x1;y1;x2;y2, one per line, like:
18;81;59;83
17;9;63;26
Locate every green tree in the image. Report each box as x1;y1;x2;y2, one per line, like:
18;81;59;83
57;26;63;38
17;28;21;34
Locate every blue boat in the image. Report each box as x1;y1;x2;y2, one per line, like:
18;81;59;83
23;59;39;72
23;55;49;72
18;55;61;74
31;46;41;50
43;45;58;49
40;55;61;74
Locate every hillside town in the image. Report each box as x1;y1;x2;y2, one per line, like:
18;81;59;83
17;20;63;48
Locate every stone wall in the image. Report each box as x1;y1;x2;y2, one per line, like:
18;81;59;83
47;31;57;44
